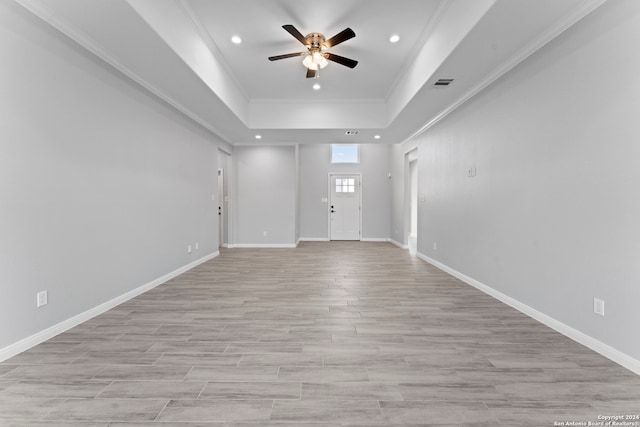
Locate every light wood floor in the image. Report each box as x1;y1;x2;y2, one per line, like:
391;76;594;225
1;242;639;426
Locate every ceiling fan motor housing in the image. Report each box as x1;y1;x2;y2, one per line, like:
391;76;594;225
302;33;329;70
305;33;326;51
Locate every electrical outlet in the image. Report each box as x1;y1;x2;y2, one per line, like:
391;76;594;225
263;231;268;237
195;242;199;250
593;298;605;316
433;242;437;250
37;290;48;308
187;245;192;254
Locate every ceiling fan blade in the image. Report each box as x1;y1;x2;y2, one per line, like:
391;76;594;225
306;68;317;79
324;28;355;48
326;53;358;69
268;52;306;61
282;24;308;45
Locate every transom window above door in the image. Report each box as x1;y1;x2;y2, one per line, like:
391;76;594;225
331;144;359;163
336;178;356;193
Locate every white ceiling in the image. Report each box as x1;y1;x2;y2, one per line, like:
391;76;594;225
187;0;442;101
16;0;607;145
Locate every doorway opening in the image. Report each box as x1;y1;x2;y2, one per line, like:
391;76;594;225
217;168;225;249
329;173;361;241
217;149;231;248
407;150;418;255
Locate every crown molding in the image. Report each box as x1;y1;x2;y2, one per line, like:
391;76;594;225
385;0;452;102
401;0;610;146
250;98;386;106
176;0;251;104
15;0;233;144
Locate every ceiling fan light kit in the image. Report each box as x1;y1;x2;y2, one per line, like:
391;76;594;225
268;25;358;78
302;50;328;70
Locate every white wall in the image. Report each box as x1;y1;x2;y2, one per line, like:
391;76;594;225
0;1;226;351
395;0;640;362
299;144;392;240
232;146;297;246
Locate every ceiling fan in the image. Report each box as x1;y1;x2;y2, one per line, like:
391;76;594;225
268;25;358;78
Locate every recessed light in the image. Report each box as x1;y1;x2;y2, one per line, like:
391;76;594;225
255;134;262;139
374;135;381;140
313;83;321;90
231;35;242;44
389;34;400;43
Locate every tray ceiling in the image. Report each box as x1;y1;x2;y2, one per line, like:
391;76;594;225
15;0;607;144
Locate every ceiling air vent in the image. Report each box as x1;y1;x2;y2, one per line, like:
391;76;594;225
434;78;454;87
345;131;359;135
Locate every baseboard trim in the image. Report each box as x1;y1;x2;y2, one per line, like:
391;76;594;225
389;239;408;249
416;252;640;376
232;244;297;249
0;251;219;363
299;238;397;244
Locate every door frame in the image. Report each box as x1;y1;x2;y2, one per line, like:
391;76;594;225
217;168;225;248
404;148;418;252
327;172;362;241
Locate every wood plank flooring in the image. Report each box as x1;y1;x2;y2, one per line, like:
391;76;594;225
1;242;639;426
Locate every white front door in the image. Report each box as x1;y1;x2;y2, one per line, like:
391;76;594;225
329;174;361;240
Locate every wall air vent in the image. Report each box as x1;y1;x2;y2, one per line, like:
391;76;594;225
434;78;454;86
345;131;359;135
